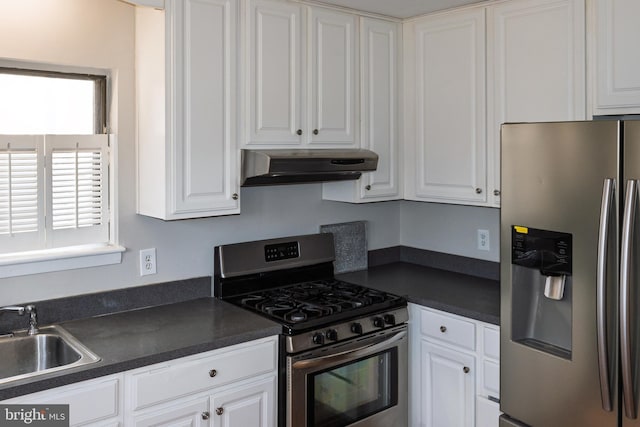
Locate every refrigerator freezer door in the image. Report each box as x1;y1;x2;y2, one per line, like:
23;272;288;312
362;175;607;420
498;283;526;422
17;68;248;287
500;121;619;427
622;120;640;427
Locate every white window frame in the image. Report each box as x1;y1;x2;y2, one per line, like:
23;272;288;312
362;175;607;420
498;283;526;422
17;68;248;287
0;63;124;278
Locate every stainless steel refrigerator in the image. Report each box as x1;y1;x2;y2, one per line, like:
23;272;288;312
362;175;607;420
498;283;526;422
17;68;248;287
500;120;640;427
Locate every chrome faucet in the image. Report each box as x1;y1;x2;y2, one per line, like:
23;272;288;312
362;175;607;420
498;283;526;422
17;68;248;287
24;305;38;335
0;304;39;335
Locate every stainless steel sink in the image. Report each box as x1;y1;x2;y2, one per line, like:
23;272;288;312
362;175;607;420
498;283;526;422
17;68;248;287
0;325;100;385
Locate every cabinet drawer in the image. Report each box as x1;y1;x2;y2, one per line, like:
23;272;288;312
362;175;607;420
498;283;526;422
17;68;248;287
483;359;500;397
483;326;500;360
421;309;475;351
129;338;277;410
4;374;122;426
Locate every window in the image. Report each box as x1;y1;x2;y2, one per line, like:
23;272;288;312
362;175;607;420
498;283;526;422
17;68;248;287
0;67;117;269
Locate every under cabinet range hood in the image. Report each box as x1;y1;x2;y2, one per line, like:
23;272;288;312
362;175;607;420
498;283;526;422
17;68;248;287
241;149;378;186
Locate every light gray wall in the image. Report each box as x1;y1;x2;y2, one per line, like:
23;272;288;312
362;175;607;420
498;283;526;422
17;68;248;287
1;182;401;305
400;201;500;262
0;0;498;307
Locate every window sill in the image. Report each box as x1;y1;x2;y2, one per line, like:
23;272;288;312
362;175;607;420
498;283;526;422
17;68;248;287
0;244;126;278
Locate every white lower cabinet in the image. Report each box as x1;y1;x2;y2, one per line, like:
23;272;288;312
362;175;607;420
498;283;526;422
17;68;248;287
209;377;275;427
410;303;500;427
133;397;210;427
131;377;276;427
125;336;278;426
2;336;278;427
3;373;124;427
421;341;475;427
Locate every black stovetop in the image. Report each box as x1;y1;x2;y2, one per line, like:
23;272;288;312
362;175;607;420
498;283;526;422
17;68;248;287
223;278;405;334
214;234;407;335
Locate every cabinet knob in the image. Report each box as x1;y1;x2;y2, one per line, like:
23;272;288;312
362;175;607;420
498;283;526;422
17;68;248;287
209;369;217;377
439;326;447;333
202;412;210;420
216;407;224;416
463;366;470;374
365;185;371;191
232;193;238;200
475;188;482;194
313;129;319;135
296;129;303;136
494;189;501;196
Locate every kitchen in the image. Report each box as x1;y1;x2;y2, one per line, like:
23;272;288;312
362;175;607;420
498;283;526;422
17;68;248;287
0;0;636;426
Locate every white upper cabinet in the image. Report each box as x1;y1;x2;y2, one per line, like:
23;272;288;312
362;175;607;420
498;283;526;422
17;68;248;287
488;0;586;205
404;8;487;205
246;0;304;145
322;17;401;202
308;8;357;146
404;0;585;207
245;0;358;147
593;0;640;115
136;0;240;220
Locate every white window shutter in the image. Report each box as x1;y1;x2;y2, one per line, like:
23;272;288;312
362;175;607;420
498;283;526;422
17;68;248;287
0;136;45;253
45;135;109;248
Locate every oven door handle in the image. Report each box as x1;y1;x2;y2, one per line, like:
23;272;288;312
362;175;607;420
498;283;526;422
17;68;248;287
292;330;407;369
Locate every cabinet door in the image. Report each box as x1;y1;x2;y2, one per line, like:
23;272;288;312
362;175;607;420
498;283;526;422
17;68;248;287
210;377;276;427
309;7;357;146
133;397;210;427
359;17;399;199
322;17;400;202
488;0;585;206
408;8;487;205
476;396;500;427
594;0;640;114
137;0;240;219
173;0;240;216
246;0;304;146
421;340;475;427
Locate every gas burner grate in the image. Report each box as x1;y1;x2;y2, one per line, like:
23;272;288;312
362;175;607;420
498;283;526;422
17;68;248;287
228;279;399;325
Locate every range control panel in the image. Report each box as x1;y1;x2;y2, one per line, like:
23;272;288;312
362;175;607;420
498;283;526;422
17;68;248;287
264;241;300;262
285;307;409;353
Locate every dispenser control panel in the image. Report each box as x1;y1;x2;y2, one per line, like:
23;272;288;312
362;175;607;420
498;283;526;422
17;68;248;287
511;226;572;275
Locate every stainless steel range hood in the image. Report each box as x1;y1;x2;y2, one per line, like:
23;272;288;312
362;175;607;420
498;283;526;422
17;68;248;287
241;149;378;186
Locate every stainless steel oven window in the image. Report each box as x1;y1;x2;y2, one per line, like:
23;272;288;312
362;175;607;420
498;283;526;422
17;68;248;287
287;326;408;427
309;349;398;427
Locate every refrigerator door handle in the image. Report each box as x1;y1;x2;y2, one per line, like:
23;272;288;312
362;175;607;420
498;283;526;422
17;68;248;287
621;179;638;419
597;178;615;412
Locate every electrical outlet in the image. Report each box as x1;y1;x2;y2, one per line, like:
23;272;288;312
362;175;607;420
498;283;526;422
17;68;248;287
140;248;157;276
477;229;490;251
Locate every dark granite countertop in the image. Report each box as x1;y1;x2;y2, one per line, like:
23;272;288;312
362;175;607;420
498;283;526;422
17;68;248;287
338;262;500;325
0;258;499;400
0;297;281;400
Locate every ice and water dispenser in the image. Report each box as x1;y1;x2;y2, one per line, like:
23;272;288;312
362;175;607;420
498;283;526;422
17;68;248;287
511;226;573;359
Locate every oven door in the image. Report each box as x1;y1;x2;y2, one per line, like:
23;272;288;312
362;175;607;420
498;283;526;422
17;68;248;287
287;325;407;427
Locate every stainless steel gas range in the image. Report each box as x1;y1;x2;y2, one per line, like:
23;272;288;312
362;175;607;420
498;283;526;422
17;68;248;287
214;233;408;427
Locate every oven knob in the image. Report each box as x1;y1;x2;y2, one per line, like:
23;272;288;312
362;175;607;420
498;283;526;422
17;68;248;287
312;333;325;345
325;329;338;341
373;317;385;328
384;314;396;325
350;322;363;335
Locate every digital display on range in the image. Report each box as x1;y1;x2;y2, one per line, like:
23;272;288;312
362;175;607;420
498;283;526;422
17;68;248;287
264;241;300;262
